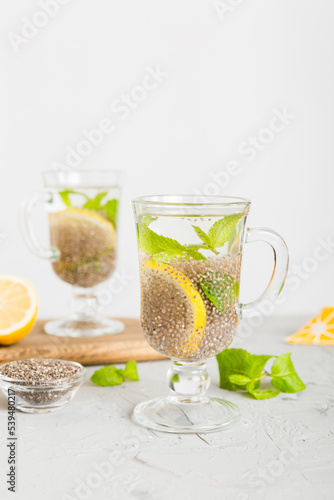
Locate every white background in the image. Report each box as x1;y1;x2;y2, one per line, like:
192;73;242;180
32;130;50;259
1;0;333;320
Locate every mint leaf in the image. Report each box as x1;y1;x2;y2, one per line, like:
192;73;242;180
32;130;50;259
139;215;157;227
247;382;280;400
58;190;118;225
138;221;205;261
207;215;242;249
192;226;218;254
153;249;205;263
199;272;239;314
102;199;118;226
59;189;90;207
138;222;162;254
83;192;108;210
90;366;124;386
216;348;305;400
270;353;306;393
137;214;242;261
123;361;139;381
184;244;205;252
59;189;76;207
217;349;273;391
228;374;252;385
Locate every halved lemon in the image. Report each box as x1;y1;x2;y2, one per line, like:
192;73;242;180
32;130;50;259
143;260;206;358
0;276;38;345
285;307;334;345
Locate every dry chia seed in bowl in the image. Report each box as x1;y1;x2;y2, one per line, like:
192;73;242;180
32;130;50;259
0;359;85;414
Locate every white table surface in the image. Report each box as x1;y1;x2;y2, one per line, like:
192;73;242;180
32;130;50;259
0;316;333;500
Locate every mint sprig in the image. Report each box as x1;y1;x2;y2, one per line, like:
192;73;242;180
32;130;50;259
59;189;87;207
216;349;305;399
90;361;139;386
59;190;118;226
208;215;242;249
137;213;242;262
90;365;124;386
138;219;206;261
83;192;108;210
123;360;139;381
192;225;218;254
270;353;306;393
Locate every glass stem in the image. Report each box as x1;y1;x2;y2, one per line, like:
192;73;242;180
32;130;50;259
70;286;99;322
167;361;210;403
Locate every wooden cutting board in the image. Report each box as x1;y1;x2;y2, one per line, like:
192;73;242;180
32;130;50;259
0;319;166;366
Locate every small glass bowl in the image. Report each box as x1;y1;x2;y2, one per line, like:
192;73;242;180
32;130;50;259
0;359;86;414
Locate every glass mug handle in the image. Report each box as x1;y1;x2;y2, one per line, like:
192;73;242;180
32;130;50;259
20;191;60;261
238;227;289;319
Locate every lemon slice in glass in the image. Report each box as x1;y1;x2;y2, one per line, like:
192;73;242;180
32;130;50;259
143;260;206;358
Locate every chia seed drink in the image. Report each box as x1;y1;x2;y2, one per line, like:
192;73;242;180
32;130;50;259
21;170;124;338
48;187;118;288
136;214;242;361
132;195;289;434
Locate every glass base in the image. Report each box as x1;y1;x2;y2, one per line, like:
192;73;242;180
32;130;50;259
44;317;125;338
16;402;70;414
133;395;241;434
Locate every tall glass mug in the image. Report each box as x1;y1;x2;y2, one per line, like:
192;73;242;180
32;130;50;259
21;170;124;337
133;195;289;433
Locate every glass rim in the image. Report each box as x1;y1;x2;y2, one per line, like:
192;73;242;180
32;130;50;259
132;194;251;207
43;169;123;175
42;169;124;187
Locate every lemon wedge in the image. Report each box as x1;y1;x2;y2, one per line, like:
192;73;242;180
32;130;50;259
0;275;38;345
143;260;206;358
285;307;334;345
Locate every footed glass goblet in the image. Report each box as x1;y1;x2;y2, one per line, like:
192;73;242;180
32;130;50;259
21;170;124;338
132;195;288;433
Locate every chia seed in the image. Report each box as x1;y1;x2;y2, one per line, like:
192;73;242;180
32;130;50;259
50;212;116;287
141;253;241;361
0;359;83;407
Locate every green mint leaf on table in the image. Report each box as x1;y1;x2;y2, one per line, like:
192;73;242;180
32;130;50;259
90;361;140;386
216;348;305;399
90;366;124;386
123;361;139;381
247;383;281;400
270;353;306;393
228;374;252;385
217;349;273;391
199;272;239;314
207;215;242;249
